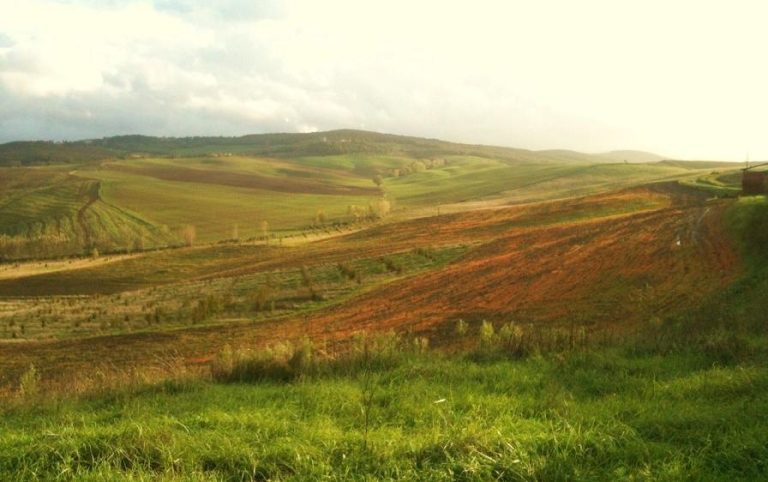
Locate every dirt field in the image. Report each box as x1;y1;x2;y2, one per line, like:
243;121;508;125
108;163;380;196
0;183;741;390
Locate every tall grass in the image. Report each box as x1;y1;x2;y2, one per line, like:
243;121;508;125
2;328;767;481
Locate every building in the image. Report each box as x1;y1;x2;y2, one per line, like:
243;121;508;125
742;163;768;194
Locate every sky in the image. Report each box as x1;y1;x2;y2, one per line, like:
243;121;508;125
0;0;766;160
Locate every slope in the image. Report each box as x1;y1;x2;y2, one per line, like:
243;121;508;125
0;183;743;390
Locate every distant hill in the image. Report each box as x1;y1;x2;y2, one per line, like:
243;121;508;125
0;129;668;167
598;150;667;163
0;141;115;166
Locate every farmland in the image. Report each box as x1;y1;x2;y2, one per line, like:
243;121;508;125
0;131;766;480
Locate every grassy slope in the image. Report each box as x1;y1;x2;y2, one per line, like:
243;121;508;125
384;159;701;207
85;156;723;246
0;169;173;259
2;339;766;480
0;131;728;259
2;193;766;481
0;160;765;479
85;167;376;241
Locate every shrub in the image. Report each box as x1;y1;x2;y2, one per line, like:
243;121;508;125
211;340;317;383
18;364;40;399
701;331;751;365
479;320;495;348
455;319;468;337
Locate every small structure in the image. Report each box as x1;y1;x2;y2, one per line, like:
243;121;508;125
742;163;768;194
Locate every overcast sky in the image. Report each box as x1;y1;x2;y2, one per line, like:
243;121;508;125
0;0;766;159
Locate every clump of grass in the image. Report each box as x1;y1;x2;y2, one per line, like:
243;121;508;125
17;364;40;399
469;319;589;361
210;330;418;384
380;256;403;274
454;318;468;337
211;341;308;383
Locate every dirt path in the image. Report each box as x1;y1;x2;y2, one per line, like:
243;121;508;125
75;180;101;248
0;253;143;281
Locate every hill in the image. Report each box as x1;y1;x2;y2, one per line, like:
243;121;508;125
598;149;667;163
0;175;766;481
0;129;665;166
0;131;739;260
0;130;766;480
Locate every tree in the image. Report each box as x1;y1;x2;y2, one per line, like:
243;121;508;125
348;205;363;222
372;174;383;187
260;220;269;242
181;225;196;247
314;209;326;226
378;197;391;218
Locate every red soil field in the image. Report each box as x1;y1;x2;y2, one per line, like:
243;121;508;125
109;163;380;196
0;183;741;390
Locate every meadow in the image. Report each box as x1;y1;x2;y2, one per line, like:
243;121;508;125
0;130;764;480
3;335;767;481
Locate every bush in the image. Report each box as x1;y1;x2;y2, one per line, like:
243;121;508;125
455;319;468;337
18;364;40;399
211;342;309;383
701;331;751;365
479;320;495;348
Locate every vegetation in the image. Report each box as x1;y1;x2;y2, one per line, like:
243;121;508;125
0;131;739;259
2;323;766;480
0;131;762;480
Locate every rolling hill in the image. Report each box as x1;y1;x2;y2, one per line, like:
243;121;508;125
0;130;765;481
0;131;740;260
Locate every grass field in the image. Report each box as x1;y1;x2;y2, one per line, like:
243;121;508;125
0;131;763;481
3;338;767;481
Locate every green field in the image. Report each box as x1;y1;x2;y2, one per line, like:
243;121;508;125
0;131;764;481
3;336;767;481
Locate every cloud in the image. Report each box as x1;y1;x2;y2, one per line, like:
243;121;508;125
0;0;767;159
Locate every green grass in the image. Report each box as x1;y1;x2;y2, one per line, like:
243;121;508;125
0;140;765;480
2;339;767;481
81;167;378;242
384;159;707;208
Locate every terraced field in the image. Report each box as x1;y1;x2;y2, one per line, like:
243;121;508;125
0;169;173;259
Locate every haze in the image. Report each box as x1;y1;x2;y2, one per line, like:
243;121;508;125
1;0;766;160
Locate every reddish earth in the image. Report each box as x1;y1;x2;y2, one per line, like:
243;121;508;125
0;183;741;389
109;164;380;196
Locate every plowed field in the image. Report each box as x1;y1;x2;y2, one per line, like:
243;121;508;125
0;183;740;390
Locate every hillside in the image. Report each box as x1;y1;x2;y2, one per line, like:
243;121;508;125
1;171;766;481
598;150;667;163
1;129;665;166
0;131;741;260
0;131;765;481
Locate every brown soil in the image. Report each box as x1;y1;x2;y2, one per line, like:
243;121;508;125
0;183;742;390
110;164;379;196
